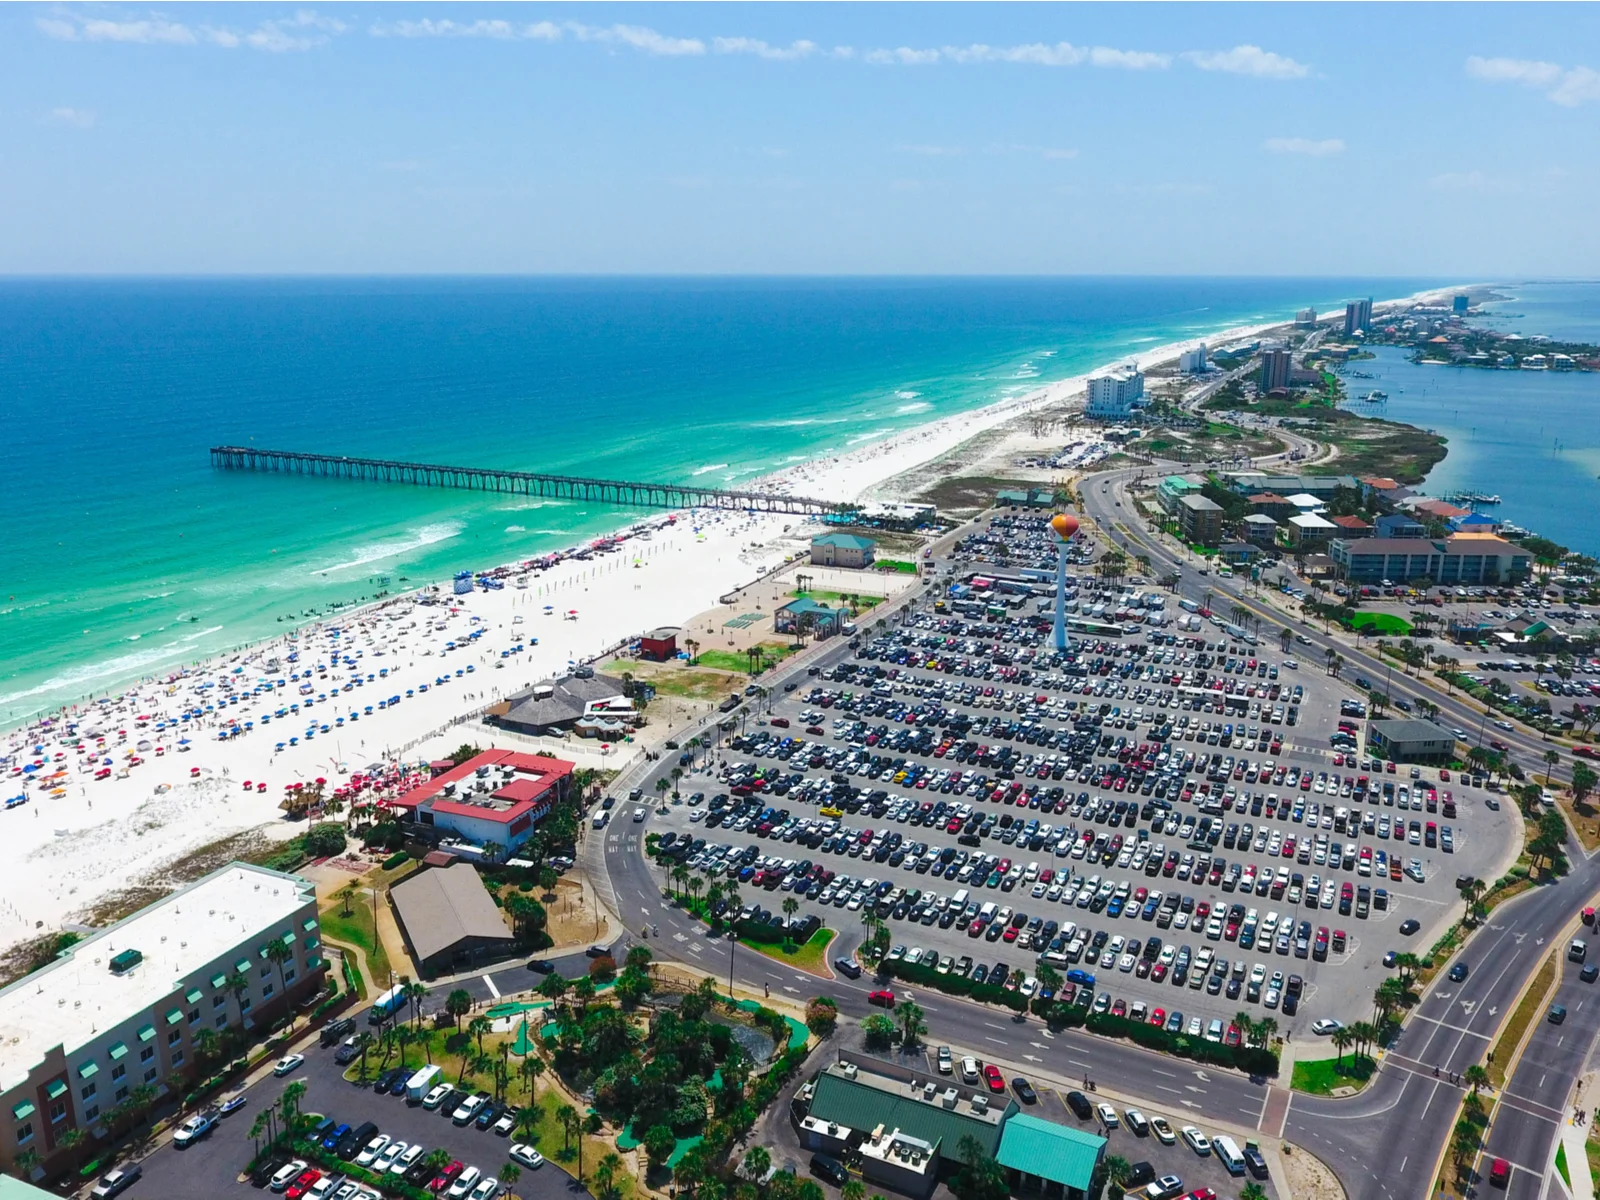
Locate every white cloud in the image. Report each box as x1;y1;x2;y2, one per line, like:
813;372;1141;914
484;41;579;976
567;22;705;56
712;37;817;61
1089;47;1171;71
371;18;561;40
866;41;1169;69
1465;55;1562;88
38;9;343;51
1264;137;1345;157
1468;56;1600;107
1184;45;1309;79
45;106;95;128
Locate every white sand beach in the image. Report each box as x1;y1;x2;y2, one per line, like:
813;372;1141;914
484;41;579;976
0;296;1441;953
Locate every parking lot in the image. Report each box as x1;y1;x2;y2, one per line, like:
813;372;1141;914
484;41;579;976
119;1037;577;1200
643;513;1519;1036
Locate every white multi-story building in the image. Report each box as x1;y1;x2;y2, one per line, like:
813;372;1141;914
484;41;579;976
1178;345;1208;374
0;864;323;1182
1084;365;1145;418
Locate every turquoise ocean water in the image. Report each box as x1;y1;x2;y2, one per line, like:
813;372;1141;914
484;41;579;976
1346;280;1600;557
0;277;1433;725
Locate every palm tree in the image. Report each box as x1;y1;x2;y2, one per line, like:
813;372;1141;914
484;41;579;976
1232;1010;1254;1047
595;1152;624;1200
405;980;428;1031
339;882;359;916
1348;1020;1377;1063
742;1146;773;1180
58;1126;86;1175
841;1181;865;1200
499;1162;523;1199
514;1103;542;1145
13;1148;40;1181
1331;1026;1353;1067
249;1110;272;1157
1545;749;1561;787
1104;1155;1134;1191
556;1103;579;1154
671;865;690;900
225;969;251;1020
469;1014;492;1057
896;998;926;1049
193;1025;221;1072
445;988;474;1031
1464;1064;1491;1094
1254;1017;1278;1048
1240;1184;1268;1200
525;1054;547;1101
264;940;293;1012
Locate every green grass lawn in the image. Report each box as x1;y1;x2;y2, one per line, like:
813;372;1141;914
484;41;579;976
318;897;392;989
693;642;797;675
789;588;883;610
744;927;836;975
1290;1054;1376;1095
1351;611;1414;636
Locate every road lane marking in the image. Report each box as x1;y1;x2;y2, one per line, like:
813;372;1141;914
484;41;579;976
483;974;500;1000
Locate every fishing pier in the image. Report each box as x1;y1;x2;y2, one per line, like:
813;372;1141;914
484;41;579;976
209;446;854;517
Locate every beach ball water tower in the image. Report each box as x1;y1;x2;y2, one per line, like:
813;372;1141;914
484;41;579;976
1050;511;1080;653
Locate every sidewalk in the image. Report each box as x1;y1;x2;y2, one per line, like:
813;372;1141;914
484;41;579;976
1562;1070;1598;1200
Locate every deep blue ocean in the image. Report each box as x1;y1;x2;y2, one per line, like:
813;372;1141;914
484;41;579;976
0;276;1440;724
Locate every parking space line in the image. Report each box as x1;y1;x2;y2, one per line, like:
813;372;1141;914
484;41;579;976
482;974;499;1000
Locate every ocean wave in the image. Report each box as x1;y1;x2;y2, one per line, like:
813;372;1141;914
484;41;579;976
846;428;896;445
0;599;52;617
180;624;225;643
505;524;527;533
691;463;729;476
0;641;193;708
1038;350;1057;358
895;400;932;415
313;521;464;576
894;390;922;400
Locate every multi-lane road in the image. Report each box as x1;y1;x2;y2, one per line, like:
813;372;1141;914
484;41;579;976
579;472;1600;1200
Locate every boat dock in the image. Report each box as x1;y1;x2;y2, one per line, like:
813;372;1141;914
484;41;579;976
208;446;855;517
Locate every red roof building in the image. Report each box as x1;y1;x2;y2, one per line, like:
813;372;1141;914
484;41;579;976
392;750;576;850
1330;515;1372;532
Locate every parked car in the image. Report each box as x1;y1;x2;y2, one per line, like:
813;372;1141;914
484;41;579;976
1181;1126;1212;1156
90;1166;143;1198
173;1111;217;1147
510;1144;545;1169
834;957;863;979
273;1053;306;1077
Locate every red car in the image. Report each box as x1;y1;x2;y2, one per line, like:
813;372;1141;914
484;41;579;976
1149;1007;1166;1027
1489;1158;1511;1187
869;989;896;1008
429;1161;464;1194
982;1064;1005;1092
284;1170;322;1200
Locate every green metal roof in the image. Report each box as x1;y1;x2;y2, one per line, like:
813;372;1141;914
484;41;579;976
0;1175;56;1198
807;1070;1005;1165
996;1114;1105;1190
813;533;876;550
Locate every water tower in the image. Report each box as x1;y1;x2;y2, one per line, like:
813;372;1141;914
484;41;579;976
1050;511;1080;652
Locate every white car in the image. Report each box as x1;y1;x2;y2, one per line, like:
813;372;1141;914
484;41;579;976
422;1083;453;1110
391;1143;425;1176
469;1180;501;1200
452;1095;485;1125
1311;1018;1344;1036
1181;1125;1212;1156
492;1110;518;1136
446;1166;483;1198
961;1056;980;1084
1150;1116;1177;1145
373;1140;407;1173
509;1144;545;1169
270;1160;308;1192
1097;1103;1120;1128
272;1053;305;1077
355;1134;390;1167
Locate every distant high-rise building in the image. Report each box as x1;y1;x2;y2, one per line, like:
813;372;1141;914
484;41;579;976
1453;295;1469;314
1344;298;1373;336
1295;308;1317;327
1259;348;1293;392
1178;344;1208;373
1084;365;1145;418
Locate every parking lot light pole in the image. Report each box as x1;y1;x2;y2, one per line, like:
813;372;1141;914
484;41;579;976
727;930;738;998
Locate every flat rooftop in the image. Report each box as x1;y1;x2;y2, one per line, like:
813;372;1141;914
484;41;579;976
0;863;315;1089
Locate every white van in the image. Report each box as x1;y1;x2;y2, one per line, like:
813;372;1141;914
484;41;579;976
978;901;998;924
1213;1135;1246;1176
951;889;970;910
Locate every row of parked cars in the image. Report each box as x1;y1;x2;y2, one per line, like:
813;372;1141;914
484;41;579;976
250;1062;545;1200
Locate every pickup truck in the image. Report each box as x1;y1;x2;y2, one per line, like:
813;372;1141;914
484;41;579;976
173;1109;219;1147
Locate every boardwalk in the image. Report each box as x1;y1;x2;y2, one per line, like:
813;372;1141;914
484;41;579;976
210;445;855;517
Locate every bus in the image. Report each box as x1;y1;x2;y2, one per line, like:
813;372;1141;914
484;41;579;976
1064;617;1125;638
368;984;407;1025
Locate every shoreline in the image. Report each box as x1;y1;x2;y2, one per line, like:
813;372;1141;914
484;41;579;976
0;284;1460;954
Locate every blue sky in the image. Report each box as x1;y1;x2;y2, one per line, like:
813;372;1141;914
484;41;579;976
5;3;1598;274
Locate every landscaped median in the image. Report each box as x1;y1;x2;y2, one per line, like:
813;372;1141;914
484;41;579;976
1290;1053;1375;1096
873;956;1279;1076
